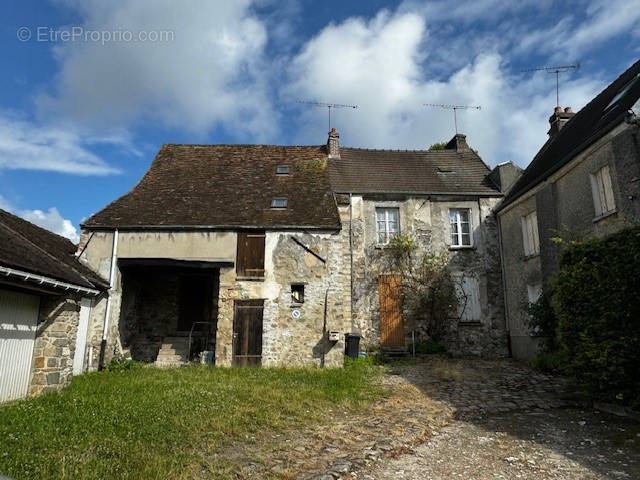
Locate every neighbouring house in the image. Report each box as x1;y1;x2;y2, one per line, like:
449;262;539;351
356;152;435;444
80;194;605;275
78;145;351;368
328;130;510;356
496;59;640;361
0;209;107;402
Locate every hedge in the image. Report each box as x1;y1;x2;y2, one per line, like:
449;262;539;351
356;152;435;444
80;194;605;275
555;225;640;408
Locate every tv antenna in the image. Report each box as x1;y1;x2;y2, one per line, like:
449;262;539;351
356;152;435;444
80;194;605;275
297;100;358;131
423;104;481;134
521;63;580;107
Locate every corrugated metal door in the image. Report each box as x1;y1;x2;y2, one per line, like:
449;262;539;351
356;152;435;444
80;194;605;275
0;289;39;402
379;275;404;347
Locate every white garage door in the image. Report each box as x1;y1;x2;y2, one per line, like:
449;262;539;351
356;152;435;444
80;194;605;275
0;289;40;403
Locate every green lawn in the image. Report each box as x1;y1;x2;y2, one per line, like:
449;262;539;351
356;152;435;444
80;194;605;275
0;361;381;480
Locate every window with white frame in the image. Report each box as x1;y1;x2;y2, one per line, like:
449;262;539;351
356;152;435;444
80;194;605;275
449;208;472;247
521;211;540;257
375;207;399;244
455;275;481;322
590;165;616;217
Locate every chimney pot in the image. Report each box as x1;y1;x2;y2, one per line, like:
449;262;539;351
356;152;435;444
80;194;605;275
548;106;575;137
327;128;340;159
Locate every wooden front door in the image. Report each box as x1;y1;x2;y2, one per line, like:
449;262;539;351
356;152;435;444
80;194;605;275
379;274;404;347
233;300;264;366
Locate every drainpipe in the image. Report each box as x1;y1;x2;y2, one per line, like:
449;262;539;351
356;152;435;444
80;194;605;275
98;229;119;370
496;214;511;358
349;193;354;331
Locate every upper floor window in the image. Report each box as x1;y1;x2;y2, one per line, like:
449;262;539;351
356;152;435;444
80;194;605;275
521;210;540;257
590;165;616;217
375;207;399;244
276;165;290;175
449;208;472;247
236;231;265;278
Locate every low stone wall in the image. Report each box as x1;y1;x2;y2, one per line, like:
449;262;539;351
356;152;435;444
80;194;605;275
29;295;80;396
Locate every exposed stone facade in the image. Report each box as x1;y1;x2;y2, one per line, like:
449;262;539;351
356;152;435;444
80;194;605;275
346;194;507;357
29;295;81;395
79;228;351;369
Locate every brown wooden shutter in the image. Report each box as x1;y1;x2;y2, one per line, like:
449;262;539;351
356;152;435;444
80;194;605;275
236;231;265;278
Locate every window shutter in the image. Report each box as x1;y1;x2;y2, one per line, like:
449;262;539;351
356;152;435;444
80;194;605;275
601;165;615;213
521;216;530;256
236;232;265;277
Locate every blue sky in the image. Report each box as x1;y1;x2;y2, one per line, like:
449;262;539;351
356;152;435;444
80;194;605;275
0;0;638;241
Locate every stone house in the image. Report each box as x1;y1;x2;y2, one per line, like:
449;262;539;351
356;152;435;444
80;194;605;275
328;131;509;356
0;209;106;402
76;129;512;368
78;145;351;368
496;59;640;361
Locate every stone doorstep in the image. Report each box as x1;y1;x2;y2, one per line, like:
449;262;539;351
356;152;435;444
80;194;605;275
155;354;187;362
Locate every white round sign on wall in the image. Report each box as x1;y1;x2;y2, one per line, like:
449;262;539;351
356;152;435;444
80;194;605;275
291;309;301;319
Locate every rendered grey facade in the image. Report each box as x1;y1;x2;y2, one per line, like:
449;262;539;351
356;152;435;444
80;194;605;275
497;60;640;361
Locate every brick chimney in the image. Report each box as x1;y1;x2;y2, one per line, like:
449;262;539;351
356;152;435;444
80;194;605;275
327;128;340;159
445;133;470;151
548;106;574;136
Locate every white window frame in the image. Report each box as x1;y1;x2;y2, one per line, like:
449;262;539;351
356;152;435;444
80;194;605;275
590;165;616;218
449;208;473;248
521;210;540;257
375;207;400;245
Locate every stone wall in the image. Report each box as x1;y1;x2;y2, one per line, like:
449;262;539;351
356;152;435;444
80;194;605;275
29;295;81;395
216;229;350;368
347;194;507;357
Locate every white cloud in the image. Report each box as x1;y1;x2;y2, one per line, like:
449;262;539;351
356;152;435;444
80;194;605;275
284;10;604;166
0;113;121;175
0;195;79;242
21;208;79;243
39;0;278;140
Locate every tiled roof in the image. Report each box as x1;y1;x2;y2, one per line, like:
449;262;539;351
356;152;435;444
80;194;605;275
329;144;501;195
83;144;341;229
498;59;640;211
0;209;107;289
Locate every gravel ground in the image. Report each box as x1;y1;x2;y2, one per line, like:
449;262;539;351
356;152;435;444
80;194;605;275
357;408;640;480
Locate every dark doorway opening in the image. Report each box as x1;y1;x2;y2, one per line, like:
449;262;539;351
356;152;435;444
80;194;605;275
178;275;213;333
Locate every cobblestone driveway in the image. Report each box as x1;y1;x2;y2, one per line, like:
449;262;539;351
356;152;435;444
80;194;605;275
206;357;640;479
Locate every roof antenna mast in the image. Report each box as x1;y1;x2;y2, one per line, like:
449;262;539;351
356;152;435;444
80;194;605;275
521;63;580;107
423;104;481;134
297;100;358;131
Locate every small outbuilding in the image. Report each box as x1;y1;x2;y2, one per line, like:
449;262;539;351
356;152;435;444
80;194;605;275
0;209;107;402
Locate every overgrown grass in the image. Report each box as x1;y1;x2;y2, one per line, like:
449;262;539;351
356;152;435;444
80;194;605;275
0;362;381;480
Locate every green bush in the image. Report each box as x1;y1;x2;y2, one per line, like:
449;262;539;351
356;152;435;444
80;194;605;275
105;354;140;373
533;350;568;374
527;291;559;352
410;339;447;355
555;225;640;407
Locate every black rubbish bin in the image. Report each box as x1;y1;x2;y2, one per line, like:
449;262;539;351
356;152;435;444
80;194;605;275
344;333;361;360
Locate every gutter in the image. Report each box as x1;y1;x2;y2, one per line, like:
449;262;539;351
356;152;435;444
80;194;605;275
80;224;343;232
0;266;101;296
99;229;118;370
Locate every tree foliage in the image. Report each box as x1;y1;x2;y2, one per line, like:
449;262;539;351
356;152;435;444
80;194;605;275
387;233;461;341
